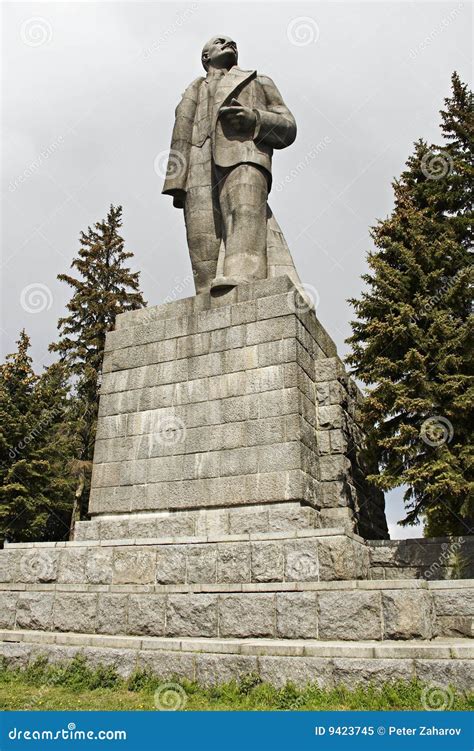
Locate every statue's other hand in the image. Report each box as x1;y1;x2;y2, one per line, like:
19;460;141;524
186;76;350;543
219;105;257;135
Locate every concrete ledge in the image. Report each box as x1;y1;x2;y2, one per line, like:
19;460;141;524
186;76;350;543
1;630;472;658
4;527;363;549
2;578;471;594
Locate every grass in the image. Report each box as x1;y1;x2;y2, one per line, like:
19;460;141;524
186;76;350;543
0;655;472;711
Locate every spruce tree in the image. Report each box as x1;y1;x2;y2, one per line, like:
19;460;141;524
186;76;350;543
0;333;78;541
347;73;473;537
50;205;145;519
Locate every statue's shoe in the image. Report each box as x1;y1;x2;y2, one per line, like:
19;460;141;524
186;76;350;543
210;275;251;293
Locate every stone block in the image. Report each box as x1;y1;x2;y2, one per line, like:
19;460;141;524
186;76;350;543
0;592;17;628
186;545;217;584
166;594;218;637
128;595;166;637
82;647;137;678
382;591;435;639
97;594;129;635
113;548;156;585
314;357;345;383
53;593;97;633
259;656;334;688
218;594;274;637
195;654;259;685
415;659;473;694
85;549;113;585
156;514;196;538
155;546;186;585
137;650;195;681
318;591;382;640
195;509;229;537
16;549;58;584
332;658;414;688
437;615;474;637
284;540;319;581
319;455;351;482
229;507;268;534
433;590;474;616
217;543;251;583
0;551;19;583
0;642;33;670
16;593;55;631
251;542;285;582
57;549;87;584
231;300;258;325
276;592;318;638
318;406;344;430
318;536;369;580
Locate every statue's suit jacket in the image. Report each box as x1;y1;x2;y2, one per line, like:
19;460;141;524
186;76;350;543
162;66;296;207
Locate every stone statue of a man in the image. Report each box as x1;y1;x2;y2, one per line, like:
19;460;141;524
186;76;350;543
162;35;297;293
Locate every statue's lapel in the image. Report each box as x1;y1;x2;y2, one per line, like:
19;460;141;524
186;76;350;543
211;67;256;131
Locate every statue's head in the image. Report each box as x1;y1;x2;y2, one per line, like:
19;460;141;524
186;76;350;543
201;36;238;71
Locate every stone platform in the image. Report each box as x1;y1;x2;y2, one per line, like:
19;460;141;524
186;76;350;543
88;276;388;540
0;277;472;692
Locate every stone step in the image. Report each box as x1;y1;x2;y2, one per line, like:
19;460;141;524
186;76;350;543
1;529;370;585
0;630;471;691
74;502;327;541
1;579;472;642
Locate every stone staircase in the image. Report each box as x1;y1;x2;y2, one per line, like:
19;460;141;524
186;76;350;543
0;531;472;689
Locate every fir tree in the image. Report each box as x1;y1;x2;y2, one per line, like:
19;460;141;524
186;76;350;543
347;74;473;537
0;333;78;541
49;205;145;518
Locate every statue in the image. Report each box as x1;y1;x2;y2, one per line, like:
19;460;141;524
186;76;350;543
162;35;299;293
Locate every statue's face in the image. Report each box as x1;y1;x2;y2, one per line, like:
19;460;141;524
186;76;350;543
202;36;238;70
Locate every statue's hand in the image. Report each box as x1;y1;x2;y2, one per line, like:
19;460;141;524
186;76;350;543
219;103;257;135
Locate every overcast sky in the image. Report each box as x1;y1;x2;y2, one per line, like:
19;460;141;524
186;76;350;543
1;1;472;538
